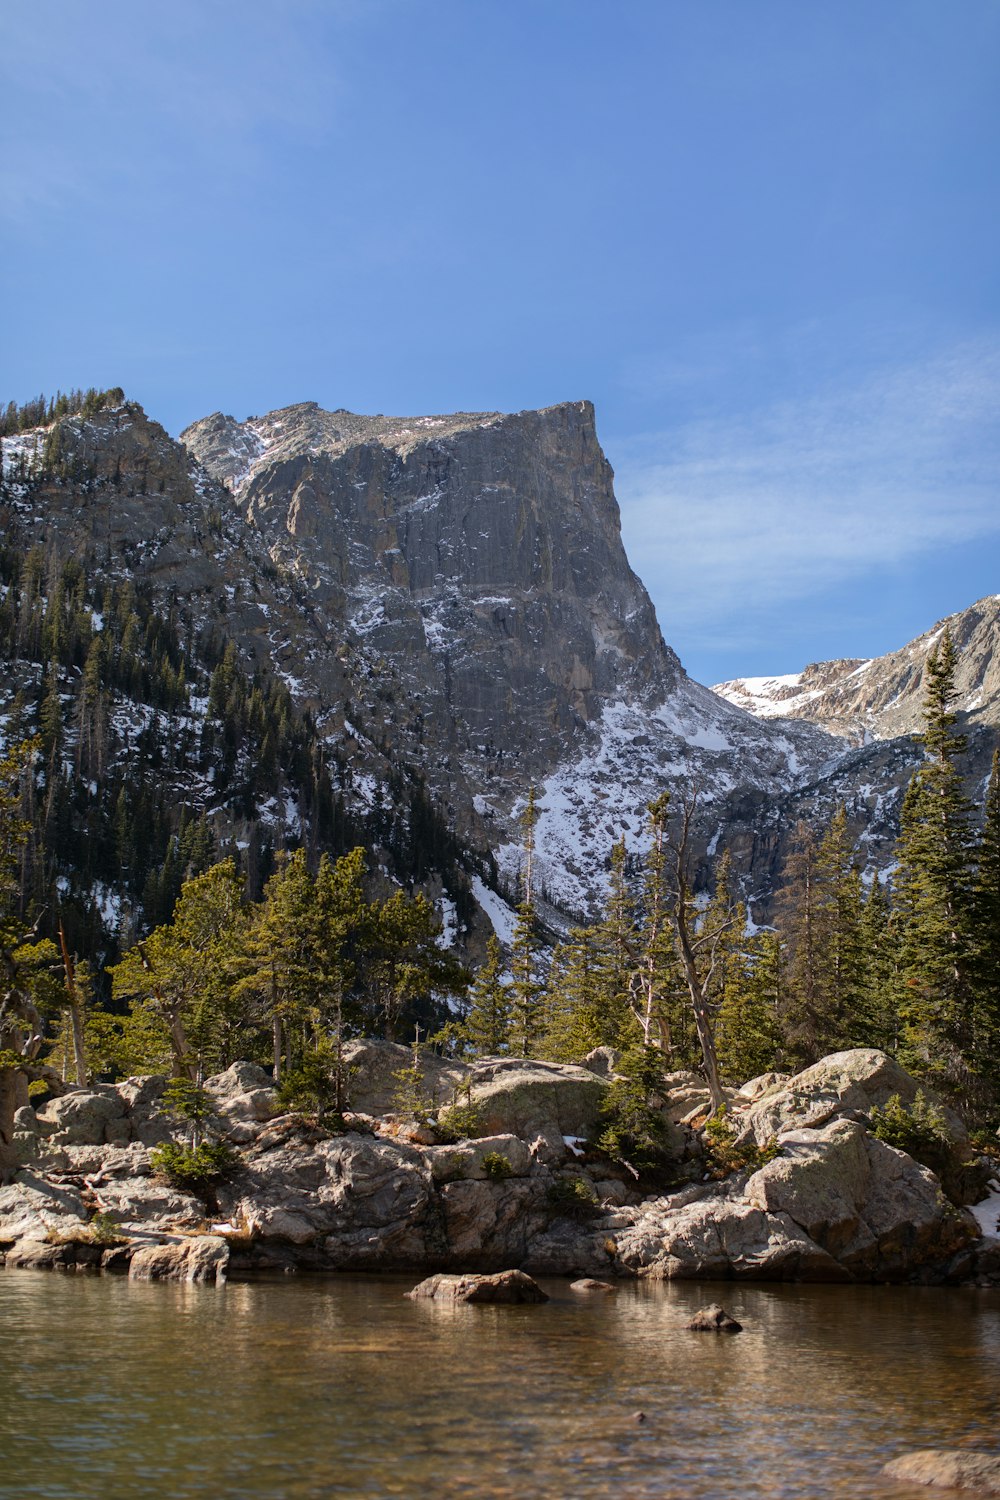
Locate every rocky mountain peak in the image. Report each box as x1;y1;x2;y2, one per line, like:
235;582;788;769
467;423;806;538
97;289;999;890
714;596;1000;745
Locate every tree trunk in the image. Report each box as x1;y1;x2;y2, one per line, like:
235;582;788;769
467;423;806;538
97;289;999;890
58;922;89;1087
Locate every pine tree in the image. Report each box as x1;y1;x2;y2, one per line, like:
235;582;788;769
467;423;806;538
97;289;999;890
971;749;1000;1095
509;787;545;1056
714;927;783;1083
463;934;513;1056
891;629;979;1096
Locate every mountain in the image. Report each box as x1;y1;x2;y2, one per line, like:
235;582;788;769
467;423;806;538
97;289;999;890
2;388;996;960
714;596;1000;744
181;399;842;917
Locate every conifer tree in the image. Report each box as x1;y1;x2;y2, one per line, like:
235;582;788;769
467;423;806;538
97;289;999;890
462;934;512;1056
714;928;783;1082
509;786;544;1056
891;629;979;1095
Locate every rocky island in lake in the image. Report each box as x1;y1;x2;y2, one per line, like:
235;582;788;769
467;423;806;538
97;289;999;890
3;1045;998;1289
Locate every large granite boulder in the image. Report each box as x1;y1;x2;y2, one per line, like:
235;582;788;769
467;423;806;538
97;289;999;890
460;1059;608;1143
220;1124;435;1266
204;1061;279;1124
424;1134;531;1183
0;1172;87;1243
612;1113;977;1283
114;1075;173;1147
883;1451;1000;1492
744;1120;976;1277
736;1049;965;1148
129;1235;229;1283
35;1086;130;1147
342;1039;469;1116
406;1269;548;1304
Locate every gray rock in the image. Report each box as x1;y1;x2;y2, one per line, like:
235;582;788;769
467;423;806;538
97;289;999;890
204;1062;280;1125
406;1269;548;1304
425;1134;530;1183
128;1235;229;1284
883;1450;1000;1492
114;1075;173;1147
35;1087;129;1147
341;1039;469;1117
461;1058;607;1141
736;1049;965;1149
0;1172;88;1242
686;1303;742;1331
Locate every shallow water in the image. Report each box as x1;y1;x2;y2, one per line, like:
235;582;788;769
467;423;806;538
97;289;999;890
1;1270;999;1499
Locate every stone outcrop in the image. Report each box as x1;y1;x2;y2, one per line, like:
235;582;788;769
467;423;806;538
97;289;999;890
0;1050;994;1287
406;1269;548;1304
341;1040;468;1117
735;1049;966;1149
686;1304;742;1331
128;1236;229;1284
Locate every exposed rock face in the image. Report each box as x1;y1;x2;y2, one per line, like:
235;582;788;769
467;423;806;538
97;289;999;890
715;596;1000;744
405;1269;548;1304
128;1236;229;1284
342;1039;469;1117
182;399;841;916
735;1048;967;1149
686;1303;742;1331
0;1050;992;1286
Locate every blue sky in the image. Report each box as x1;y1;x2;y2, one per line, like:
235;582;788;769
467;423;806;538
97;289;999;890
2;0;998;685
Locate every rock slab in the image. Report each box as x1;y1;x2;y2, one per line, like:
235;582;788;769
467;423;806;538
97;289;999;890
406;1270;549;1304
883;1450;1000;1492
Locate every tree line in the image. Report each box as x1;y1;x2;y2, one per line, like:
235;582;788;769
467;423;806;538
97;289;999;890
2;627;998;1170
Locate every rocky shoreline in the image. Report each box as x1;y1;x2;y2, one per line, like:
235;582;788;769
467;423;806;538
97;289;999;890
2;1046;998;1289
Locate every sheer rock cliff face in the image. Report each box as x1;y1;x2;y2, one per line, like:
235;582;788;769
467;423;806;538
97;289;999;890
182;400;841;914
183;401;681;778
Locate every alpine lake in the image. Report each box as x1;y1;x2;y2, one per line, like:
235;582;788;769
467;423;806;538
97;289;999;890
2;1269;999;1500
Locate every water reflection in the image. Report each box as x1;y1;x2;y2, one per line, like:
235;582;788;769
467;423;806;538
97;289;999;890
1;1271;999;1499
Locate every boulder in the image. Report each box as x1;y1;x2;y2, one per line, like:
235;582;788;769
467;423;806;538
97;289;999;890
93;1174;203;1230
744;1120;977;1280
406;1269;548;1303
686;1303;742;1331
342;1039;469;1117
737;1071;790;1103
114;1075;173;1147
221;1128;434;1267
615;1192;850;1282
0;1172;88;1243
204;1062;279;1124
883;1450;1000;1492
35;1086;129;1147
128;1235;229;1283
581;1047;620;1079
460;1059;607;1141
737;1049;965;1149
570;1277;616;1292
425;1134;531;1183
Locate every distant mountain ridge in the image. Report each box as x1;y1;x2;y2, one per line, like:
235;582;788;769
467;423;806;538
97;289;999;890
714;595;1000;745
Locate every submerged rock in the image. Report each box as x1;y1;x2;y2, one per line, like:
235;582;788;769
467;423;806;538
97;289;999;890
406;1269;548;1304
685;1303;742;1331
883;1450;1000;1492
570;1277;616;1293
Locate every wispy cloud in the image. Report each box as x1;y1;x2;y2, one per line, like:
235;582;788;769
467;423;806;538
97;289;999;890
614;338;1000;651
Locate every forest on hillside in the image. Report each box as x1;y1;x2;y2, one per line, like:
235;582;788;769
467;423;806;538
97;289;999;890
2;627;999;1167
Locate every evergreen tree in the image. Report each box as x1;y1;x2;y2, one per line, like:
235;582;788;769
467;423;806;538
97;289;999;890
462;935;512;1056
891;629;979;1097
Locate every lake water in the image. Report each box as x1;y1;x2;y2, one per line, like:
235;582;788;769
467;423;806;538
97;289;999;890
2;1270;999;1499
